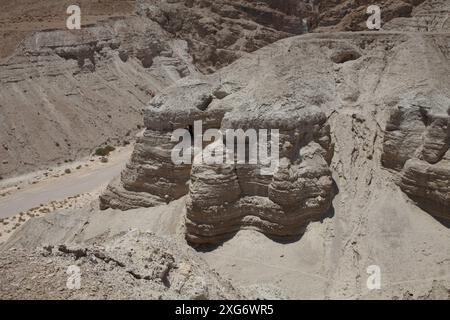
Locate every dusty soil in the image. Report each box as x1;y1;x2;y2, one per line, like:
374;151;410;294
0;144;132;244
0;0;135;59
0;0;449;301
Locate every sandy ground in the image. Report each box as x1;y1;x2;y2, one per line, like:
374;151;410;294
0;144;132;243
5;193;449;299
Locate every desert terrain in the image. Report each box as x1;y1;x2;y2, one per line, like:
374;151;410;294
0;0;449;300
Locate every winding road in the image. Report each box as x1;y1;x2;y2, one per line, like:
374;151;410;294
0;147;131;219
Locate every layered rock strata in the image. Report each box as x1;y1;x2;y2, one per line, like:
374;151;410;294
382;103;450;220
104;0;450;243
100;79;223;210
380;0;450;221
186;111;334;244
1;0;429;177
0;16;198;178
101;41;337;243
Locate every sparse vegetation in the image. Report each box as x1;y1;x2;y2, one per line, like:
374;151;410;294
94;145;116;157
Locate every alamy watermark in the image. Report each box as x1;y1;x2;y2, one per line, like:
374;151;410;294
66;5;81;30
171;121;280;176
367;5;382;30
66;265;82;290
366;265;381;290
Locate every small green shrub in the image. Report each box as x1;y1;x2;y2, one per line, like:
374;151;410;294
94;145;116;157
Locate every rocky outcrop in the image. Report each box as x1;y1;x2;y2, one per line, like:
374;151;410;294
382;103;450;220
400;158;450;219
384;0;450;32
136;0;315;73
0;230;241;299
186;142;334;244
379;0;450;221
1;0;430;177
1;0;314;178
316;0;426;32
100;78;222;209
0;15;199;178
185;86;334;244
101;35;349;243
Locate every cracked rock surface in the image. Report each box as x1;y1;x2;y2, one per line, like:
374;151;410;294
1;0;450;300
0;0;428;178
0;230;241;299
102;0;450;250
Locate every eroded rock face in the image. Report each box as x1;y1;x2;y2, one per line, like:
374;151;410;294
136;0;314;73
379;0;450;221
103;0;450;244
185;92;334;244
384;0;450;32
382;102;450;220
401;159;450;219
186;144;334;243
0;16;198;178
101;44;336;243
1;0;430;177
100;79;221;210
0;231;241;299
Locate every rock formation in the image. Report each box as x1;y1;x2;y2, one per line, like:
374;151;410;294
2;0;450;300
0;15;198;177
101;32;339;243
185;78;335;244
382;102;450;221
102;0;450;244
380;0;450;222
315;0;427;32
0;0;428;178
0;230;241;299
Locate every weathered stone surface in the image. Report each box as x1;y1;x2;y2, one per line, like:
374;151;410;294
0;230;241;299
185;87;334;243
382;100;450;220
3;0;450;300
102;35;345;243
384;0;450;31
186;140;334;244
0;0;429;178
400;158;450;219
100;78;228;209
0;16;198;178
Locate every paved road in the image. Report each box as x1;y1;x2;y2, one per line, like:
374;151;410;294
0;149;131;219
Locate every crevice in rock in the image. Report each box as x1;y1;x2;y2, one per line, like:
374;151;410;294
196;94;214;111
331;49;361;64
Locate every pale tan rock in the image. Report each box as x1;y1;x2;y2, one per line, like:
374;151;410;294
400;158;450;220
382;101;450;220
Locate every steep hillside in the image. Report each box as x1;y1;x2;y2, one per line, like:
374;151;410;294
0;0;427;178
2;0;449;300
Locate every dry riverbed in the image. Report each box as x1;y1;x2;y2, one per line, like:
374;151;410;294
0;145;133;244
